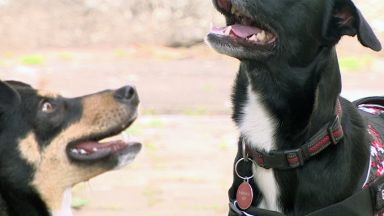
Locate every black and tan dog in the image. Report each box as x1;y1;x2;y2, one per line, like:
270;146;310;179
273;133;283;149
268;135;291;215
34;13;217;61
0;80;142;216
206;0;383;215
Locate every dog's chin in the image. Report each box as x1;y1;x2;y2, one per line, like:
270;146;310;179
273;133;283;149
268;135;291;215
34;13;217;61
207;0;277;60
66;112;142;167
205;33;274;60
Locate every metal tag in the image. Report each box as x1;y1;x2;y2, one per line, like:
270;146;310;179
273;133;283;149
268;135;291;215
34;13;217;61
236;180;253;210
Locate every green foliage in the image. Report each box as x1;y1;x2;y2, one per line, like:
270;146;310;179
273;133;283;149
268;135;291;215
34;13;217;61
338;56;373;70
113;49;126;57
182;107;208;115
125;125;144;135
58;52;73;60
71;198;90;209
19;55;45;65
148;118;164;126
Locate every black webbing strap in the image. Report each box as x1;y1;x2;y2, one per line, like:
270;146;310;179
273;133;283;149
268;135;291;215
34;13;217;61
306;187;373;216
353;96;384;122
229;199;285;216
228;172;384;216
229;186;373;216
353;96;384;107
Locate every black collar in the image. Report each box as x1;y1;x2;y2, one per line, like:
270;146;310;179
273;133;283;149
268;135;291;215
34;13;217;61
244;100;343;170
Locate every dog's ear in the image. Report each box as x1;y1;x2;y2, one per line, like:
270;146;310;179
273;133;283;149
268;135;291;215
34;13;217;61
5;80;32;89
324;0;381;51
0;81;21;110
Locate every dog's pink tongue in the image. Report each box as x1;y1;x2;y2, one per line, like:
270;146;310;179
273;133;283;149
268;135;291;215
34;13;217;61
211;24;261;38
74;141;128;153
230;24;262;38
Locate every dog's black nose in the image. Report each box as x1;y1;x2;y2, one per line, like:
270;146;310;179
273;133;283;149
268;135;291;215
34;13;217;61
114;85;139;104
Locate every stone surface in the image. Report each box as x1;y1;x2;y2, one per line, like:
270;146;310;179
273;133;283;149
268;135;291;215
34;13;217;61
0;0;380;50
0;0;225;50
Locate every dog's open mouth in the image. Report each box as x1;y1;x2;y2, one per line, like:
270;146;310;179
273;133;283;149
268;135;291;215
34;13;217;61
209;0;276;50
66;120;141;161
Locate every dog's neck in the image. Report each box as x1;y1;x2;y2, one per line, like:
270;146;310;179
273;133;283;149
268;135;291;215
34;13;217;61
0;191;8;216
50;187;73;216
0;187;72;216
239;47;341;151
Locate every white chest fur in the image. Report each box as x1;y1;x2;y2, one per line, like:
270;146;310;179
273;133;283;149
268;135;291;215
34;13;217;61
237;86;281;212
51;187;73;216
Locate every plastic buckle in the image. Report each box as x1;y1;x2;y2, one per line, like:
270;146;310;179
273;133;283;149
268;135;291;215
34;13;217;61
327;115;339;145
284;148;304;167
263;151;288;169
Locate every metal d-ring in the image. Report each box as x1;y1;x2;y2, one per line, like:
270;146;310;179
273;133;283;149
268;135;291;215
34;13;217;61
242;139;249;162
235;157;255;180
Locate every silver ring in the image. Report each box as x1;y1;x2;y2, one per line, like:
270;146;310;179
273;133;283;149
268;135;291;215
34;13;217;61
242;139;249;162
235;157;255;180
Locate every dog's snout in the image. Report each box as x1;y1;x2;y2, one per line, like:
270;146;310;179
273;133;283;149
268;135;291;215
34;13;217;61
114;86;138;104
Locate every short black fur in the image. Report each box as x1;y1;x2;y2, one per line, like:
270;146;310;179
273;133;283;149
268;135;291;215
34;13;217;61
206;0;382;215
0;82;83;216
0;80;141;216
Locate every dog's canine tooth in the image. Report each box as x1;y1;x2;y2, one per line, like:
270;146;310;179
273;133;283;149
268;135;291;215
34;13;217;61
231;4;242;17
249;34;258;42
79;149;87;154
122;130;129;142
256;30;266;42
267;32;275;41
128;133;133;141
231;4;236;14
224;26;232;36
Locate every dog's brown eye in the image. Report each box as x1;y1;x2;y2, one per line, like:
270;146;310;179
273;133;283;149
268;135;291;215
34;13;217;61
41;102;54;112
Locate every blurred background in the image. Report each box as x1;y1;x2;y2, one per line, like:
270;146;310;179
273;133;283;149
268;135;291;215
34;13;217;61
1;0;384;215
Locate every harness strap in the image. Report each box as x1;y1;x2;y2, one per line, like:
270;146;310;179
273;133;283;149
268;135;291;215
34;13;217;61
229;170;384;216
229;185;374;216
247;100;343;170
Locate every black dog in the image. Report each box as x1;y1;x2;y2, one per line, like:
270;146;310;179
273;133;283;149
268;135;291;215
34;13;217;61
206;0;382;215
0;80;142;216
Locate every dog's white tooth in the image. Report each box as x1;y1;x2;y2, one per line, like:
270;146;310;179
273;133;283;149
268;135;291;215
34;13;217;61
249;34;258;41
231;4;242;17
70;149;79;154
231;4;236;14
129;133;135;141
224;26;232;36
256;30;266;42
113;145;118;151
266;32;274;41
122;130;129;142
93;148;98;152
79;149;87;154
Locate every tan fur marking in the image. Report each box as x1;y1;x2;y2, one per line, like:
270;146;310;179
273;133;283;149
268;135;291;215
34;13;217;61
18;133;41;165
37;90;61;99
32;91;136;211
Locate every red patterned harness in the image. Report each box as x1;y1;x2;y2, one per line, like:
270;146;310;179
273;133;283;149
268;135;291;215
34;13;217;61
359;105;384;216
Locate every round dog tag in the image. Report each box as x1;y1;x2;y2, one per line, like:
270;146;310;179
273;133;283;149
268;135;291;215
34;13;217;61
236;181;253;210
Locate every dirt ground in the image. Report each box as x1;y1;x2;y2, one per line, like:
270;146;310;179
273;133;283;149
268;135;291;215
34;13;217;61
2;36;384;216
